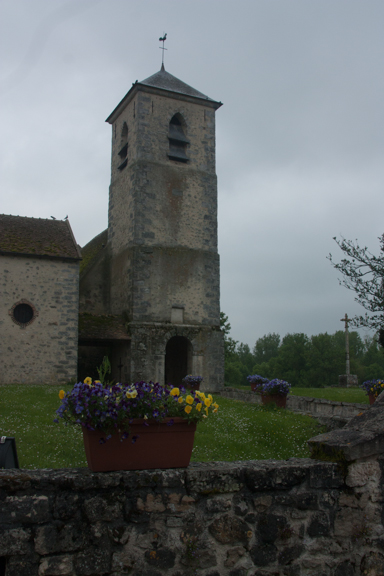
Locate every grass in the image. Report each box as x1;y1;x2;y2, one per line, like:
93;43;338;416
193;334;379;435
1;384;327;469
1;384;86;469
290;387;368;403
228;384;369;404
191;396;324;462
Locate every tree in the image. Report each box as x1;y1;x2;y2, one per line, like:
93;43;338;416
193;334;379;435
328;235;384;333
253;333;280;364
220;311;238;360
237;343;255;374
274;333;309;386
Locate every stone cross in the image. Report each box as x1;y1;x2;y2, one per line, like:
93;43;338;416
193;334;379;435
340;313;352;376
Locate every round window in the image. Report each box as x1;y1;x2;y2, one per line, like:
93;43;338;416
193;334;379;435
13;303;34;324
9;300;38;328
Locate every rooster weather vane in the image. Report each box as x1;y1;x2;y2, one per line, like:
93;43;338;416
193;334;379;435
159;33;167;67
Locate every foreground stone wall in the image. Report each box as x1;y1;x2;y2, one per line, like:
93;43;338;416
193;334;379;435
1;456;383;576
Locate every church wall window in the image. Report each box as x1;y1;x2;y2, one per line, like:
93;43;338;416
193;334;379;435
9;299;38;328
118;122;128;171
168;114;189;163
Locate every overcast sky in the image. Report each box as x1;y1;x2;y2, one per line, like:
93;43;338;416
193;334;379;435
1;0;384;348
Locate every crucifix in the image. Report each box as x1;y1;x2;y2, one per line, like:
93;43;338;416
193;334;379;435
159;33;167;68
340;313;352;376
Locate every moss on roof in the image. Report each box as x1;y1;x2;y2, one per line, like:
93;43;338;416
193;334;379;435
0;214;81;260
80;229;108;274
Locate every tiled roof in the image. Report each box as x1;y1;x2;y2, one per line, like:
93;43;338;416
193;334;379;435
78;313;130;342
140;65;216;101
80;229;108;275
0;214;81;260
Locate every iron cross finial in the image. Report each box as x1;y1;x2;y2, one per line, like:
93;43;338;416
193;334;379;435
159;33;167;68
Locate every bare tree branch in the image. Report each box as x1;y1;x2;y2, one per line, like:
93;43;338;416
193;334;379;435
327;234;384;330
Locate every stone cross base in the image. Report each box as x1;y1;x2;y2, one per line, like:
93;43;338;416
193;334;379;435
338;374;358;387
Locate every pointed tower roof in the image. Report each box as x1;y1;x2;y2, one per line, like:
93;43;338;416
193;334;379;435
106;65;222;124
141;64;214;100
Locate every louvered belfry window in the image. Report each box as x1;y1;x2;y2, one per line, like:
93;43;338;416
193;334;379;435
168;114;189;162
118;122;128;171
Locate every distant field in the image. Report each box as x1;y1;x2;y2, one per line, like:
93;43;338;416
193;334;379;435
227;384;369;404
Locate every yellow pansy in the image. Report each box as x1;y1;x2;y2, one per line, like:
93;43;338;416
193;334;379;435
204;398;212;407
94;380;101;384
208;394;213;402
196;403;202;412
59;390;65;400
84;377;92;385
213;402;219;409
213;408;218;413
186;395;194;405
178;397;184;404
204;407;209;416
185;405;192;414
170;388;180;396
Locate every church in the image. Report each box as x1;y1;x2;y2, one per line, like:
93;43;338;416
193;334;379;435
1;64;225;391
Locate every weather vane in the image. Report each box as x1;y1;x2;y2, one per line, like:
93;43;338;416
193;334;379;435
159;33;167;68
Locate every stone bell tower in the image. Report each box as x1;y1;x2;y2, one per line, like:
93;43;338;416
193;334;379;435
104;64;224;391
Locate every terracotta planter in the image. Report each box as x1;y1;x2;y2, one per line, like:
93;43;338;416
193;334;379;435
82;417;197;472
185;382;201;391
261;394;287;408
250;383;262;393
368;393;376;405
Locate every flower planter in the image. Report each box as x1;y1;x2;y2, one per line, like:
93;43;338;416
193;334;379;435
261;394;287;408
82;417;197;472
250;383;262;393
185;382;201;391
368;393;376;405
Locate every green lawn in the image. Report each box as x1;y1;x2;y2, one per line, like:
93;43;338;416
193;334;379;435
191;396;324;462
290;387;368;403
228;384;369;404
1;384;326;469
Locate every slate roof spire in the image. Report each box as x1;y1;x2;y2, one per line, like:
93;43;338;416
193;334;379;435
106;66;222;124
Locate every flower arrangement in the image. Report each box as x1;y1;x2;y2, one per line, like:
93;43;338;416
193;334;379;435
55;379;218;442
247;374;269;386
261;379;291;396
361;379;384;398
247;374;270;392
182;375;203;388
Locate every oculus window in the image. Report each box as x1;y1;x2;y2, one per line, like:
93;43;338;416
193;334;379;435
9;300;38;328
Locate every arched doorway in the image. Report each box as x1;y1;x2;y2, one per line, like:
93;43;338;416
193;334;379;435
164;336;192;387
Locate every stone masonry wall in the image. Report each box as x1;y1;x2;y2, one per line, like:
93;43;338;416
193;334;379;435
0;457;383;576
0;255;79;384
